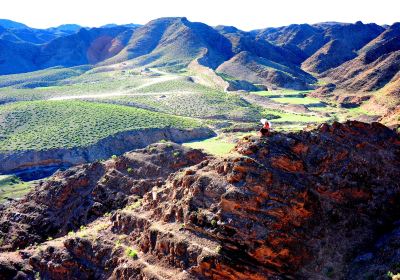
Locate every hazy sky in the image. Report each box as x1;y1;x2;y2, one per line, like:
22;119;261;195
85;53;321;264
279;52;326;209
1;0;398;30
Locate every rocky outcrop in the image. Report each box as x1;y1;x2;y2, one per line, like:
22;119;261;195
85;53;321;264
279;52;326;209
0;121;399;279
0;127;215;179
0;143;207;250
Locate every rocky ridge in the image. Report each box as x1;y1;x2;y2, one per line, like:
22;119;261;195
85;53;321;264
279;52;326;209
0;121;399;279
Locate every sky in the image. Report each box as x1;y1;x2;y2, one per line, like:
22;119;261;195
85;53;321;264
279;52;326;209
1;0;398;30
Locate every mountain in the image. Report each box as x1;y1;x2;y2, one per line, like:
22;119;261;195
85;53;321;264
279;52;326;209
46;24;83;34
216;25;302;65
105;17;234;69
257;21;385;73
0;19;29;29
301;21;385;73
0;121;399;279
37;26;135;68
0;18;397;93
255;23;328;59
0;39;39;74
216;51;316;90
0;22;82;45
0;26;134;74
101;23;141;28
318;23;400;111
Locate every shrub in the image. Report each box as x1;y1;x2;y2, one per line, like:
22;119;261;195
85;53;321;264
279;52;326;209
126;199;142;210
125;247;138;259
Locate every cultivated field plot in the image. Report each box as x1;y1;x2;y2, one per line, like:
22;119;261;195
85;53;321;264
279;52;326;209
0;100;202;151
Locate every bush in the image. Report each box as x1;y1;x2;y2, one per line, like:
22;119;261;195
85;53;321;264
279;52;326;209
173;151;180;157
125;247;138;259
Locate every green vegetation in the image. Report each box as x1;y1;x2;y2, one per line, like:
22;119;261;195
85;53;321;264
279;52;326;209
0;100;202;151
387;271;400;279
270;97;322;105
173;151;180;157
261;109;328;123
184;136;236;156
0;66;339;170
252;90;311;97
125;247;138;259
110;83;263;121
125;199;142;211
0;175;32;203
0;66;91;88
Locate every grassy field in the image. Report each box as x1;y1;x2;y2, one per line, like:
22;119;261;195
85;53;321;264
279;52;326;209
0;100;203;151
184;136;236;156
0;175;32;203
252;90;311;97
270;96;322;105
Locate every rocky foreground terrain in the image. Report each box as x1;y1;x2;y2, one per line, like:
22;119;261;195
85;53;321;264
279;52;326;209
0;121;399;279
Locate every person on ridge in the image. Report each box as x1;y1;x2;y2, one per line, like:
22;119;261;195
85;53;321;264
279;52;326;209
259;119;271;137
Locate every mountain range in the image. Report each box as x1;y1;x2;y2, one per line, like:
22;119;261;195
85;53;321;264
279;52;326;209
0;17;399;115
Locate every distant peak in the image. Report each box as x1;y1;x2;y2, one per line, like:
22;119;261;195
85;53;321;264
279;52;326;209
0;19;29;29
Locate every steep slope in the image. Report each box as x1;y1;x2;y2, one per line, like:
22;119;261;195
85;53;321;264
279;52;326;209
301;22;385;73
106;17;233;69
216;51;316;90
0;19;29;29
38;26;134;67
0;39;39;74
0;26;134;74
256;23;328;59
0;27;61;44
324;23;400;92
315;23;400;122
216;25;302;65
0;121;399;279
0;21;80;44
364;72;400;126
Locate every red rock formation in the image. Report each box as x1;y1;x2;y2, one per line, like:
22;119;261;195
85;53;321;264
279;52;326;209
0;121;399;279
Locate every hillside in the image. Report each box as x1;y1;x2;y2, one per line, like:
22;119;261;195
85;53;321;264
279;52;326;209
309;23;400;123
301;22;384;73
0;121;399;279
105;17;234;69
0;26;137;74
216;51;316;90
256;23;328;59
0;19;29;29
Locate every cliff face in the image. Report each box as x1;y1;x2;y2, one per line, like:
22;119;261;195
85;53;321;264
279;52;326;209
0;121;399;280
0;127;215;179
